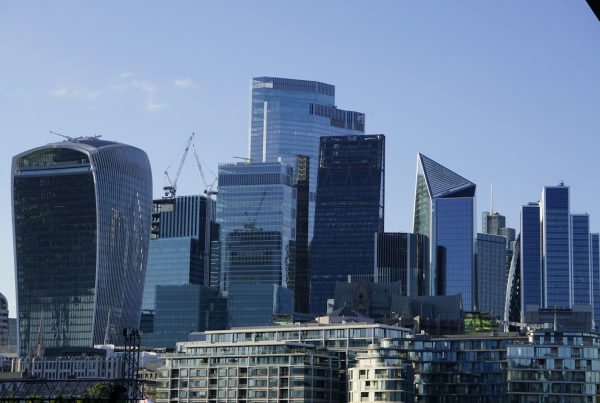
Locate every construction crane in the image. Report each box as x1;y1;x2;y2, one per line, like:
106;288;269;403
193;143;219;197
163;132;195;199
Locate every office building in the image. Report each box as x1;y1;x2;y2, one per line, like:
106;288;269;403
571;214;592;306
249;76;365;242
482;211;506;235
310;135;385;315
507;330;600;401
520;203;542;319
375;232;429;297
12;138;152;355
476;233;507;318
413;153;476;310
217;162;296;327
541;185;571;308
143;284;227;349
592;233;600;330
0;293;7;347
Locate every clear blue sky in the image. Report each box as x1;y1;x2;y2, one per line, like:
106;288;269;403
1;1;599;314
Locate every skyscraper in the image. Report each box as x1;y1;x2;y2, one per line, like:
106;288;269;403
374;232;429;297
591;233;600;330
413;153;476;310
12;138;152;355
540;185;571;308
248;77;365;241
0;292;8;347
571;214;591;306
520;203;542;317
476;233;507;318
217;161;296;326
310;135;385;315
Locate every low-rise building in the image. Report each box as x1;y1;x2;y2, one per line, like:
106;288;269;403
507;330;600;401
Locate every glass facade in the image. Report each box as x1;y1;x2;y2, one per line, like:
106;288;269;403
0;292;8;347
412;154;476;310
309;135;385;315
571;214;591;306
374;232;429;297
217;162;296;327
476;233;507;318
541;186;571;308
249;77;365;242
520;203;542;318
12;139;152;355
591;234;600;330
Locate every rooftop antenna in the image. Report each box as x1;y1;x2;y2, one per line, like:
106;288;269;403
559;180;565;187
490;183;494;214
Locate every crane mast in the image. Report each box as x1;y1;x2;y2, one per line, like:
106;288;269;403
163;132;195;199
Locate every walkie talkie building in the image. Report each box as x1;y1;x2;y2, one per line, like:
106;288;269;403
12;138;152;355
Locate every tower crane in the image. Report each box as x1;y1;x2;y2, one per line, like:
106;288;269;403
193;143;218;197
163;132;195;199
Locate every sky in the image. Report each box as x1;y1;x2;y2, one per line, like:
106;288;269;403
0;1;599;314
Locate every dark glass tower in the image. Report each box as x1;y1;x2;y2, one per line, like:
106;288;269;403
571;214;591;306
541;185;571;308
309;135;385;315
475;233;507;318
249;77;365;242
413;153;476;310
12;138;152;355
520;203;542;317
591;233;600;330
374;232;429;297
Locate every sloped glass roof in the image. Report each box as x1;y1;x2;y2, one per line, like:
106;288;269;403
418;153;475;198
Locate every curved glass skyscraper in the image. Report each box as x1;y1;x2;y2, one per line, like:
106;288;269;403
12;138;152;355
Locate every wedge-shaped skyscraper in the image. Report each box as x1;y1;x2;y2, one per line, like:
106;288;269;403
12;138;152;355
413;153;476;310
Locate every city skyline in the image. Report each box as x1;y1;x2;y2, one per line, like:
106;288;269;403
1;2;600;313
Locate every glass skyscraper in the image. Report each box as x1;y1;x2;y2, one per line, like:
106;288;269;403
541;185;571;308
217;162;296;327
12;138;152;355
475;233;507;318
571;213;591;306
309;135;385;315
591;233;600;330
520;203;542;318
413;153;476;311
248;77;365;241
374;232;429;297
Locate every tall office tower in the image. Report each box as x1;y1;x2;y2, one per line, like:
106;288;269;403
217;161;296;327
475;233;507;318
413;153;476;310
374;232;429;297
309;135;385;315
0;292;8;346
520;203;542;318
571;214;591;306
248;77;365;242
482;212;506;235
12;138;152;355
591;234;600;330
291;155;310;313
540;185;571;308
143;195;215;314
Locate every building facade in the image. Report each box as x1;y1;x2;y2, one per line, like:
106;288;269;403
413;153;476;310
0;293;7;347
541;185;571;308
217;162;296;327
310;135;385;315
476;233;507;318
12;138;152;355
248;76;365;242
592;233;600;330
374;232;429;297
571;214;592;306
507;330;600;401
520;203;543;319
